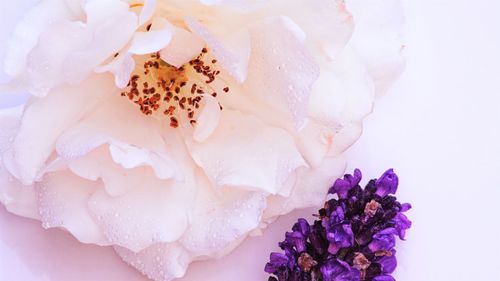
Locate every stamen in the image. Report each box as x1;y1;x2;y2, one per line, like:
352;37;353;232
120;48;230;128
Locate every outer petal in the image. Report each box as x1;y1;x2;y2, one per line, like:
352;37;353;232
179;174;267;256
186;110;306;196
2;74;115;185
0;106;39;219
267;0;354;60
244;16;320;130
115;173;267;281
35;171;108;245
263;156;346;221
308;48;374;157
115;243;191;281
346;0;405;95
2;0;77;76
88;175;191;252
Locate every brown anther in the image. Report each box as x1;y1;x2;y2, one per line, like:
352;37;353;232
150;93;161;103
353;253;371;280
114;53;119;58
297;253;317;273
202;48;208;53
223;87;229;93
211;59;217;64
180;81;187;87
146;23;152;31
364;199;381;217
170;117;179;128
211;92;217;97
375;250;393;257
190;120;197;126
175;87;180;94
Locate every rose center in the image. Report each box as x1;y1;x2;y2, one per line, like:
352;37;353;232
120;48;230;128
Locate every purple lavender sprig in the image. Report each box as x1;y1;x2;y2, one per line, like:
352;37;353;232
265;169;411;281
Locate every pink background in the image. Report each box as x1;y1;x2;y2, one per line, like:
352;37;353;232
1;0;500;280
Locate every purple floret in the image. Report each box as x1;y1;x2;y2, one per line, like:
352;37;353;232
265;169;411;281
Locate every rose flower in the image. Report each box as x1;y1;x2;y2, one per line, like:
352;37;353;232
0;0;404;280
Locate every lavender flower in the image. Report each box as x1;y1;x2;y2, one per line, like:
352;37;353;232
265;169;411;281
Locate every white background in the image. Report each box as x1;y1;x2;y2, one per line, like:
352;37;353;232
1;0;500;280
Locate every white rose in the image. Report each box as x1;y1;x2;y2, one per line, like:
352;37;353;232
0;0;404;280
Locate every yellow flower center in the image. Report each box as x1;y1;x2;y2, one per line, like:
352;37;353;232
120;49;230;128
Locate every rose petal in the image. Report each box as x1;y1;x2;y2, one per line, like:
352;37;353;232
88;175;191;252
308;48;374;156
67;145;167;197
116;174;267;281
2;0;76;76
115;243;191;281
263;155;346;220
23;21;92;96
186;17;250;83
63;2;138;83
193;95;221;142
109;141;177;180
244;16;320;130
0;106;39;219
95;51;136;88
56;95;165;159
139;0;157;26
179;173;267;255
128;18;173;55
2;74;114;185
270;0;354;59
186;110;306;195
56;95;178;181
159;27;205;68
346;0;405;95
35;171;108;245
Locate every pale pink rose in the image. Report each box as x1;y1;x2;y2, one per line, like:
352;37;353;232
0;0;404;280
